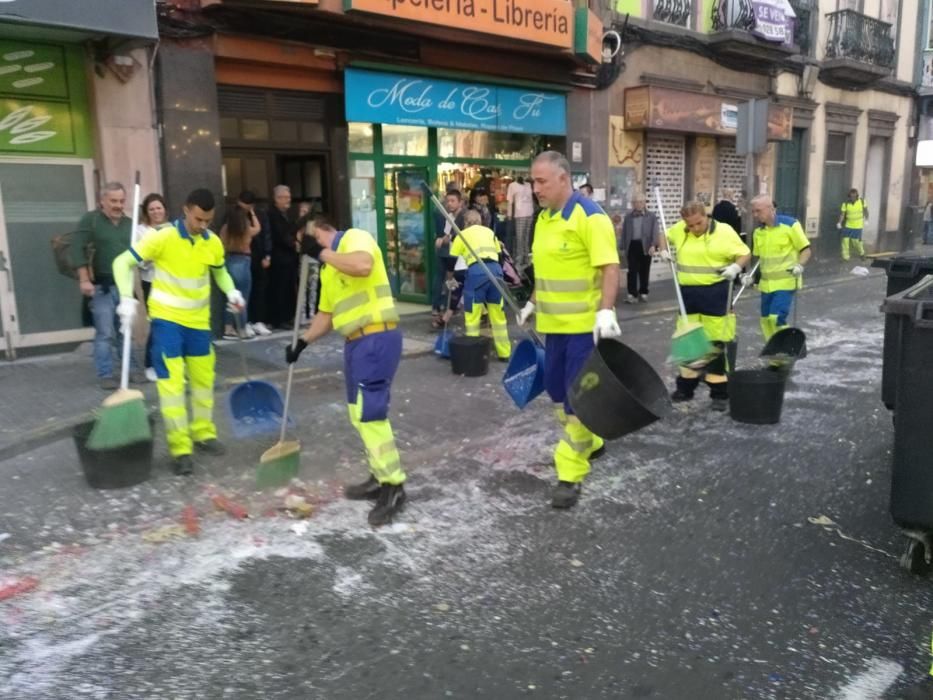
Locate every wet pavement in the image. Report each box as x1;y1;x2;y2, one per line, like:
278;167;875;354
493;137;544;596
2;268;931;699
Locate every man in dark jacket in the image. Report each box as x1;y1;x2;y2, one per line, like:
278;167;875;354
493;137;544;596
267;184;298;329
619;194;660;303
712;189;743;243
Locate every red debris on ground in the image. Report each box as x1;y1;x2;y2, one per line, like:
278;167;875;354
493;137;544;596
211;494;249;520
181;505;201;536
0;576;39;601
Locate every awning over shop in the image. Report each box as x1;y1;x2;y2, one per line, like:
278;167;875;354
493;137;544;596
0;0;158;43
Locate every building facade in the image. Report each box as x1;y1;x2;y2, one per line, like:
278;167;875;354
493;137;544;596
576;0;918;258
0;0;159;358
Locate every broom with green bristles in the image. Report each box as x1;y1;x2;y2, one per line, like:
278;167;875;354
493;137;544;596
87;172;152;451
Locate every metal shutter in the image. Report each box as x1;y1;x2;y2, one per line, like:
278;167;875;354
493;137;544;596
645;134;685;217
717;139;746;198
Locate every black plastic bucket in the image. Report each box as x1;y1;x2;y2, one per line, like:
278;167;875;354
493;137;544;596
74;417;155;489
568;339;671;440
450;336;490;377
761;328;807;360
728;369;786;425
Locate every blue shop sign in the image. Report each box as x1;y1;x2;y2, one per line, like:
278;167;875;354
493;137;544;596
345;68;566;136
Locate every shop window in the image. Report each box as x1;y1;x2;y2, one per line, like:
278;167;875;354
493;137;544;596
271;120;298;142
220;117;239;140
301;122;326;144
382;125;428;156
350;160;378;233
437;129;538;161
241;119;270;141
348;122;374;153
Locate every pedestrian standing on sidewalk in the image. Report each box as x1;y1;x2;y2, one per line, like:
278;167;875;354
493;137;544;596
450;208;512;362
285;219;406;527
744;195;811;342
245;190;273;337
71;182;143;390
433;189;466;328
516;151;622;509
507;176;534;273
267;185;298;330
136;193;170;382
712;189;743;240
220;198;262;339
112;188;245;476
619;194;661;304
661;201;750;411
838;188;869;261
578;183;594;199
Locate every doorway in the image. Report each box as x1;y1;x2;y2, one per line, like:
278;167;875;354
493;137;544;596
776;128;805;220
279;154;329;218
819;132;852;258
383;165;431;303
863;136;887;250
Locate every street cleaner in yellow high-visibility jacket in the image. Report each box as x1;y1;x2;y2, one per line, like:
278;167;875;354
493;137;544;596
449;208;512;361
837;188;868;261
285;218;405;527
661;201;751;412
516;151;622;510
112;189;245;476
744;195;811;342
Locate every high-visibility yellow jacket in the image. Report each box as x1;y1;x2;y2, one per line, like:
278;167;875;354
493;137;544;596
450;225;501;266
753;215;810;293
666;219;749;287
318;228;400;338
532;193;619;334
841;198;866;229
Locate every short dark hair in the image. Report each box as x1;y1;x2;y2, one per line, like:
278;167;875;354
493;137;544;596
445;190;463;201
580;183;594;193
237;190;256;205
185;188;215;211
309;216;336;233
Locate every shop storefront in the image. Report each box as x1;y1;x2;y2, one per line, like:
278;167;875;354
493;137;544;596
344;68;567;304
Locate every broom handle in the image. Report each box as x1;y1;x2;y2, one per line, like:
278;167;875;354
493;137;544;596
120;171;141;392
731;261;760;307
423;185;545;347
280;254;311;445
652;186;689;320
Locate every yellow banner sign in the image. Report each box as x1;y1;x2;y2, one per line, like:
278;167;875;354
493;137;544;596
344;0;573;49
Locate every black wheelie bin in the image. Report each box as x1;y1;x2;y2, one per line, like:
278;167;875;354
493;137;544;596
880;275;933;574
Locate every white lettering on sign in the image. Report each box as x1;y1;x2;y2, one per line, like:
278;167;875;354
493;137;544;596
513;93;555;121
460;86;498;121
367;78;434;114
0;105;55;144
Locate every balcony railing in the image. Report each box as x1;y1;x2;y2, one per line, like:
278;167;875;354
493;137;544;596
711;0;756;33
824;9;896;68
654;0;693;28
788;0;811;54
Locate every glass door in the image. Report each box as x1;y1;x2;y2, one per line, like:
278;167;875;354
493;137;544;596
384;165;430;303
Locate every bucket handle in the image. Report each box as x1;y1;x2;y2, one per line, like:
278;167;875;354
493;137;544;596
423;183;544;348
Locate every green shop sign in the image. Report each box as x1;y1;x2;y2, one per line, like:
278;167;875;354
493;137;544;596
0;40;91;156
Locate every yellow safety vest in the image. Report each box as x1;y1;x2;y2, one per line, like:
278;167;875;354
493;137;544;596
841;198;866;229
449;225;501;266
753;215;811;293
532;193;619;334
666;219;749;287
129;221;226;330
319;228;400;338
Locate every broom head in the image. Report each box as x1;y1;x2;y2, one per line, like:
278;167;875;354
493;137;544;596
87;389;152;451
257;440;300;488
670;322;713;366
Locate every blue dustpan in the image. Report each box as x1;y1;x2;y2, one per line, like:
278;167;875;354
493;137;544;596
434;329;454;359
502;338;545;409
227;380;292;439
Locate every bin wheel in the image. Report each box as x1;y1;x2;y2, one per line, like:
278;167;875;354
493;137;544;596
900;538;930;576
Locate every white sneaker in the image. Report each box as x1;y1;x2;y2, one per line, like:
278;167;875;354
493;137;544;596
252;322;272;336
244;324;256;339
144;367;158;383
624;294;637;304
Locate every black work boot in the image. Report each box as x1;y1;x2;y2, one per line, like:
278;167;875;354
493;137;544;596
195;439;226;456
672;375;700;402
708;383;728;413
368;483;406;527
173;454;194;476
344;475;381;500
552;481;582;509
590;445;606;461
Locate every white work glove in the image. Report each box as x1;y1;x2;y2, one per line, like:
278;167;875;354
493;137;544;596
739;272;756;287
836;222;842;230
517;301;535;327
593;309;622;343
719;263;743;281
445;278;460;291
657;249;672;262
117;297;138;331
226;289;246;313
789;264;805;277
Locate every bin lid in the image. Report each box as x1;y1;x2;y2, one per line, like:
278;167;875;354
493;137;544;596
871;254;933;272
881;274;933;323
